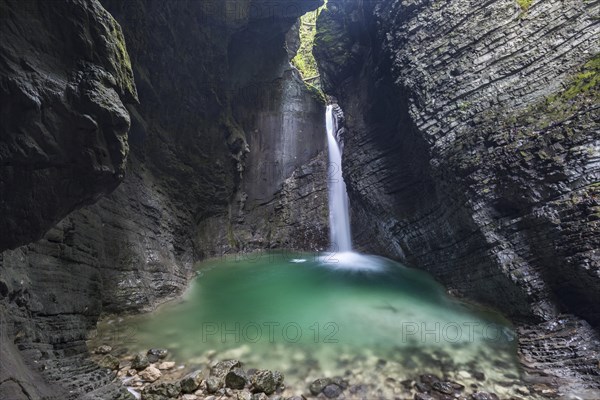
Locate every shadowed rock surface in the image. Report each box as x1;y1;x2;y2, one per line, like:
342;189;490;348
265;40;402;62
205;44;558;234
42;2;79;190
0;0;137;251
0;0;325;398
314;0;599;392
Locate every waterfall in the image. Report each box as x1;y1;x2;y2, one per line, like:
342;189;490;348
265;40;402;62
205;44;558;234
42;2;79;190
326;105;353;252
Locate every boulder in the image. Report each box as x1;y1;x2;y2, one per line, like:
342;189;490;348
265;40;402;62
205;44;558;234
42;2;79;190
131;353;150;370
141;382;181;400
309;378;331;395
225;367;248;389
205;376;222;393
147;348;169;363
139;366;162;383
250;370;280;395
180;370;203;394
323;384;342;398
157;361;176;370
97;354;120;370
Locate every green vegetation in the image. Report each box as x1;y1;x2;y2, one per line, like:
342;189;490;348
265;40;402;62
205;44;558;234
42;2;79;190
510;53;599;133
516;0;533;11
560;54;600;100
107;14;138;101
291;1;327;85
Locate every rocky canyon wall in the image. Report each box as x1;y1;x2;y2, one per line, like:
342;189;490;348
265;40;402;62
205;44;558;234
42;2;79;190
314;0;599;391
0;0;326;398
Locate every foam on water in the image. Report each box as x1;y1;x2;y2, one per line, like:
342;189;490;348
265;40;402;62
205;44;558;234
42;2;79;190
318;251;388;273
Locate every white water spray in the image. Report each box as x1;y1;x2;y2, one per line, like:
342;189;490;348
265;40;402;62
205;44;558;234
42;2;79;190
326;105;352;252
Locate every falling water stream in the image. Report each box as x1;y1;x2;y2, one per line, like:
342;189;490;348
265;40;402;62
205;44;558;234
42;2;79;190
325;105;352;253
92;107;530;398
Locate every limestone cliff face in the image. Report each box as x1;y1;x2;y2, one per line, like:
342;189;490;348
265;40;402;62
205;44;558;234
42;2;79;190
0;0;137;251
0;1;136;397
198;19;329;256
0;0;325;398
315;0;599;390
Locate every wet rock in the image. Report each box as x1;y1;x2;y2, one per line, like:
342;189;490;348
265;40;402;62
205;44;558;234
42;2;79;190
251;393;268;400
95;345;113;354
515;386;530;396
273;370;285;387
132;353;150;370
147;348;168;363
323;383;342;398
0;0;136;252
141;382;181;400
401;379;413;389
226;367;248;389
414;382;431;393
139;366;161;383
180;370;203;394
531;384;559;397
98;354;120;370
330;377;348;389
309;378;332;395
420;374;440;385
432;381;454;395
415;394;436;400
251;370;280;395
205;376;222;393
237;389;253;400
157;361;176;370
457;371;471;380
472;372;485;381
211;360;242;379
470;392;499;400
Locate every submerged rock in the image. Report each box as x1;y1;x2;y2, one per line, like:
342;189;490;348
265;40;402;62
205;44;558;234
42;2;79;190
414;382;431;393
322;383;342;398
470;392;499;400
472;372;485;381
420;374;440;385
414;394;436;400
432;381;455;395
309;378;332;395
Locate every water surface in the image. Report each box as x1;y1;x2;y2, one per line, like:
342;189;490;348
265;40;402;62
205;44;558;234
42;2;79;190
98;251;522;395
